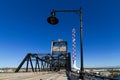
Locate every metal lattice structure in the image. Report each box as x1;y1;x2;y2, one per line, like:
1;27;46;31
15;53;51;72
15;39;71;72
72;28;76;64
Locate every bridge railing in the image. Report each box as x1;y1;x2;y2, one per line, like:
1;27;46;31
67;71;118;80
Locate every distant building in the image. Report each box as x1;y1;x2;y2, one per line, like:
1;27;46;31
0;70;4;72
100;71;111;77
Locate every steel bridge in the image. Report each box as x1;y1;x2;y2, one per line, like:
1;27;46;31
15;52;71;72
15;39;71;72
15;39;118;80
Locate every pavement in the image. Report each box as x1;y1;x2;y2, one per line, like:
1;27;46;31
0;71;68;80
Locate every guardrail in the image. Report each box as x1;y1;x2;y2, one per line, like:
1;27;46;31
67;71;118;80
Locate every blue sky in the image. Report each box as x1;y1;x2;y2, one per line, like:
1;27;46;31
0;0;120;68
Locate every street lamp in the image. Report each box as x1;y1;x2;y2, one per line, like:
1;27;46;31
47;8;84;79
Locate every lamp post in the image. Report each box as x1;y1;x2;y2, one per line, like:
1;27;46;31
47;8;84;79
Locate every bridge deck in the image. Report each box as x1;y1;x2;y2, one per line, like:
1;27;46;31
0;71;68;80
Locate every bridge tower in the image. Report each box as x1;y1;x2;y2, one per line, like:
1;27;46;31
51;39;68;54
50;39;71;71
72;28;77;69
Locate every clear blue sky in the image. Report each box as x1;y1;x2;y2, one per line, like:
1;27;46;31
0;0;120;68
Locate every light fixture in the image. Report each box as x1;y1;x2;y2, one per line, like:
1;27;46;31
47;10;59;25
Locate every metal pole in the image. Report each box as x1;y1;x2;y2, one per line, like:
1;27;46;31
79;8;84;79
47;8;84;79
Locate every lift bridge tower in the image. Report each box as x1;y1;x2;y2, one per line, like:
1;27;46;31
50;39;71;71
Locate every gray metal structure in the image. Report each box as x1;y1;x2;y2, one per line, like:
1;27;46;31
15;39;71;72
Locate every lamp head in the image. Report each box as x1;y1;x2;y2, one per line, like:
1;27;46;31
47;10;59;25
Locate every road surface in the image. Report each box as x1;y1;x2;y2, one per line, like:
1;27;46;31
0;71;68;80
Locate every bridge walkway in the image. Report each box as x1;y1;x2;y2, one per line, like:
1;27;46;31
0;71;68;80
